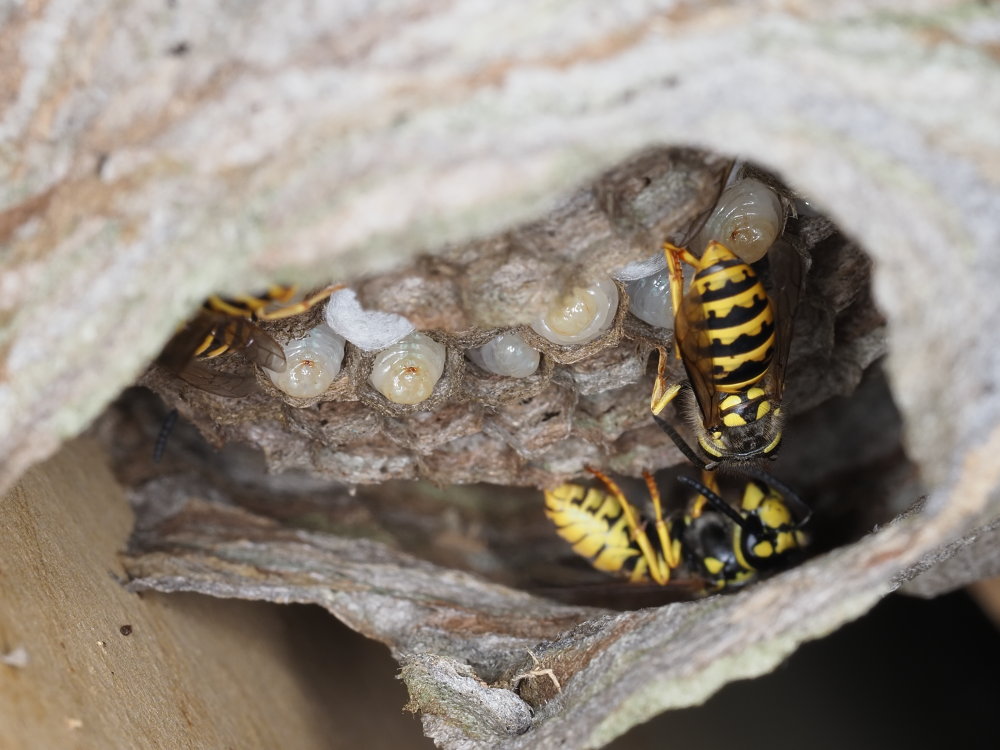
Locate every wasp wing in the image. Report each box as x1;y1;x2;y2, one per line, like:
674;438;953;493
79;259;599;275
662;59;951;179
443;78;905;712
673;281;722;430
221;316;287;372
763;240;808;402
157;312;222;372
675;159;738;247
157;312;285;396
173;362;261;398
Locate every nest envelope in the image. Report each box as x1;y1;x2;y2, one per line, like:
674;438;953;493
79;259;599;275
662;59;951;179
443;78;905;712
4;3;1000;748
101;149;916;749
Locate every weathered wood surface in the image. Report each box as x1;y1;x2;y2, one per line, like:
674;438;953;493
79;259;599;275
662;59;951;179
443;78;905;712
114;427;992;750
0;438;429;749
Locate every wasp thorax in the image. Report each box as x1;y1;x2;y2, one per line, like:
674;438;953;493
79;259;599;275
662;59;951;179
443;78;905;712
267;324;346;398
695;178;784;263
369;332;446;405
467;332;540;378
530;275;619;345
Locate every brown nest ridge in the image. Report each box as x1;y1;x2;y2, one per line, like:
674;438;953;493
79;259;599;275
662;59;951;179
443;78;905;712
4;4;1000;748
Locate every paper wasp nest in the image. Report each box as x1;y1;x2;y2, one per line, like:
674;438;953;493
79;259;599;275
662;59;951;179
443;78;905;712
139;150;882;490
4;3;1000;749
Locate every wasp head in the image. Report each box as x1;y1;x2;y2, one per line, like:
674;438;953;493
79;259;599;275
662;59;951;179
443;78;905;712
697;404;784;463
736;482;808;571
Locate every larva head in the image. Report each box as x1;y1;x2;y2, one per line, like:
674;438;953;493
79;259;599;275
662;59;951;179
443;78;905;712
694;178;785;264
530;275;619;346
369;332;446;405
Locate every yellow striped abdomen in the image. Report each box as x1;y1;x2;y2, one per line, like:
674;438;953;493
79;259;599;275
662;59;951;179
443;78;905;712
544;483;654;583
692;243;774;393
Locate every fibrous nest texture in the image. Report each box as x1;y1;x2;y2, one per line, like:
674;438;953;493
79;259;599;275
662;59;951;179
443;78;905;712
139;150;879;487
4;3;1000;749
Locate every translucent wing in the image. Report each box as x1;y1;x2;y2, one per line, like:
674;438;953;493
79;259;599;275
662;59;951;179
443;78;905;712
762;240;807;401
220;316;287;372
156;312;221;374
157;312;286;397
673;282;722;430
675;158;738;247
173;362;261;398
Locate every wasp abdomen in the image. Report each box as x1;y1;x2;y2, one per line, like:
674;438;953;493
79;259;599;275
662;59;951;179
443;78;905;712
694;248;775;393
544;483;650;581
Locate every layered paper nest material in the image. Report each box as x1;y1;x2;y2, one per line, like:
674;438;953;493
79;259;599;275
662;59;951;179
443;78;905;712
4;3;1000;749
135;149;878;487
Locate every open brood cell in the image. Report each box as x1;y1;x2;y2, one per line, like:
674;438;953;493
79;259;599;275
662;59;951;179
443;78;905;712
139;148;895;521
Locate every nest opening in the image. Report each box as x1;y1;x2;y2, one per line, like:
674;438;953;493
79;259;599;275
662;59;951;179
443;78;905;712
97;146;916;611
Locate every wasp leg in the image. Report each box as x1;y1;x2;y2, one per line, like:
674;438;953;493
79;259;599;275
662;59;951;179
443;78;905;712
192;333;222;358
205;294;254;318
195;315;253;359
255;283;344;320
215;286;304;317
650;348;683;416
586;467;672;585
663;242;699;352
688;468;722;518
652;413;714;471
651;241;700;414
642;470;681;571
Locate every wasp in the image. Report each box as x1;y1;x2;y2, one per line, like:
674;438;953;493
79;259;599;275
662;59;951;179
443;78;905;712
650;239;805;468
544;467;809;593
158;284;340;397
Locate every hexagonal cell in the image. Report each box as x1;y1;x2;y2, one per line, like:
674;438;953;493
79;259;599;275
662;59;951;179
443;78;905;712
134;148;897;534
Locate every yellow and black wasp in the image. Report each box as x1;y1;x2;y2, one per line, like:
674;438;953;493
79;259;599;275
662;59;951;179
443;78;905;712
158;284;340;397
544;467;809;593
650;239;805;468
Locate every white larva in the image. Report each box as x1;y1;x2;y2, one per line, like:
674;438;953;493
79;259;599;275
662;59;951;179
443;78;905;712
468;332;540;378
625;271;673;329
611;252;666;282
530;275;619;346
695;178;784;263
369;332;446;405
267;324;346;399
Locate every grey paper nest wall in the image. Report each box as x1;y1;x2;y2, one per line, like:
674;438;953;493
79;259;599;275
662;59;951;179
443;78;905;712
2;3;1000;749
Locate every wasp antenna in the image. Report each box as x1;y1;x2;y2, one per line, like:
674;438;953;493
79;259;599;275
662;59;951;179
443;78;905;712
676;474;753;533
153;409;179;463
652;414;707;469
